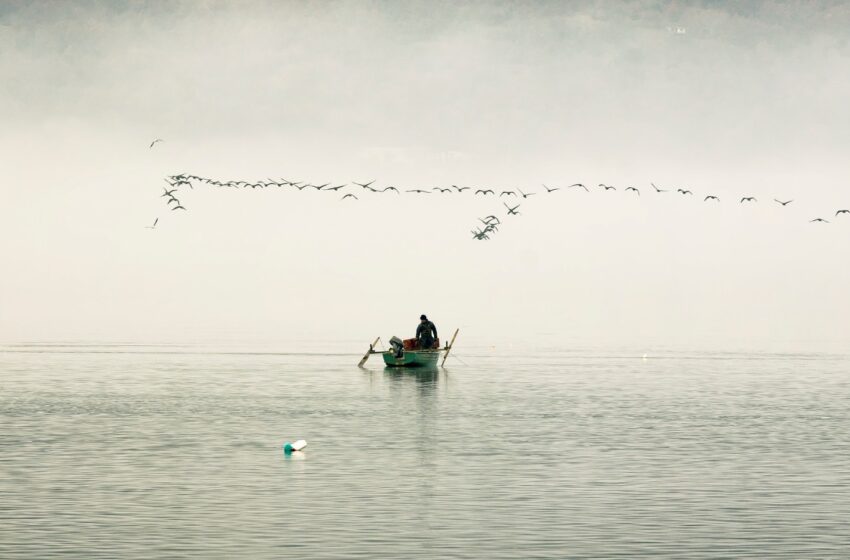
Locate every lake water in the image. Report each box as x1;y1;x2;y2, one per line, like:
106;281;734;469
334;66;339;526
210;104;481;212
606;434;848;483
2;342;849;558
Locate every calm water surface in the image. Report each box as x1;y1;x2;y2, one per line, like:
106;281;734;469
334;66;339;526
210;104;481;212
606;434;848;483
1;343;849;558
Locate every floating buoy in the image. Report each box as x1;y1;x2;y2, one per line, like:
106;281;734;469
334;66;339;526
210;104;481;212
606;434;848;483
283;439;307;454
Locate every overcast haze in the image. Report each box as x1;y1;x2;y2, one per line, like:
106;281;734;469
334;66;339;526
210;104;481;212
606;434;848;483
1;1;848;350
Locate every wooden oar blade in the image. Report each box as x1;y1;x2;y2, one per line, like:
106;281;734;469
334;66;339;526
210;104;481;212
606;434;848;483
358;337;381;367
441;329;459;367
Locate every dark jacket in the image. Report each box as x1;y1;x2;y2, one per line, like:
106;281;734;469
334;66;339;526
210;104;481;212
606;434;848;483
416;320;438;341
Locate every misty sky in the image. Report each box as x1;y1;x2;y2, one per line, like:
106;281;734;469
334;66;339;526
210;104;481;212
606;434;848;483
1;1;848;350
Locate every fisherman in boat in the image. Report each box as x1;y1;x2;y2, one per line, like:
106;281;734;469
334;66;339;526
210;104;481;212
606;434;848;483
416;314;438;350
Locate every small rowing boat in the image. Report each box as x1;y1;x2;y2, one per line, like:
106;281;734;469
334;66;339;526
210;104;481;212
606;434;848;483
357;329;459;368
381;347;442;368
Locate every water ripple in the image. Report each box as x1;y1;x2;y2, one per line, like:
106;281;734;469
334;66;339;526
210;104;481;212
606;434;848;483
1;347;848;558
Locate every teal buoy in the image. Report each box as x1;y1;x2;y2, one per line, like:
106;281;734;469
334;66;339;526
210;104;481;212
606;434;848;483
283;440;306;455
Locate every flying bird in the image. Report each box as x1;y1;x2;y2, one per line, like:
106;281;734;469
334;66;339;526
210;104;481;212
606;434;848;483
625;186;640;196
479;219;499;231
326;185;346;191
500;191;516;196
353;180;376;189
171;205;186;211
433;187;452;193
836;209;850;216
161;187;177;198
173;180;192;189
342;194;358;200
542;184;560;193
518;189;535;198
600;184;616;191
381;186;399;193
740;197;757;203
474;189;494;195
452;185;470;192
568;183;589;192
651;183;668;193
810;218;829;223
149;139;163;149
144;218;158;229
774;199;793;206
504;203;521;215
704;195;719;202
407;189;430;194
677;189;693;195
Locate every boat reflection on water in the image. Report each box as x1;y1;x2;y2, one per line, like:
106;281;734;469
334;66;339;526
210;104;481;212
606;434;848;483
383;365;441;393
382;366;443;476
357;361;445;393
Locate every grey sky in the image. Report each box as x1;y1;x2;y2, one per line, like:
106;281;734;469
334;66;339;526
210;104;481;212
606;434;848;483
1;1;848;350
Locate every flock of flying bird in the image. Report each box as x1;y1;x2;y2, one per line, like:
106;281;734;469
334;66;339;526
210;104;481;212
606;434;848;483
147;140;849;237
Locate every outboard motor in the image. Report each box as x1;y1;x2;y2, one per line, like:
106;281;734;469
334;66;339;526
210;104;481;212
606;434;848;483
389;336;404;358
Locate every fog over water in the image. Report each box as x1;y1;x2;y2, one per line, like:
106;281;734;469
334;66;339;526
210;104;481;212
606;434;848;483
1;1;848;350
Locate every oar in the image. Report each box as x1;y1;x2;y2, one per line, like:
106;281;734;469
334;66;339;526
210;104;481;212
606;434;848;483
358;337;381;367
440;329;459;367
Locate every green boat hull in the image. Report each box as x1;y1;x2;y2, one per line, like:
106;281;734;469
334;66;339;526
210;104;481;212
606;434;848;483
381;350;441;368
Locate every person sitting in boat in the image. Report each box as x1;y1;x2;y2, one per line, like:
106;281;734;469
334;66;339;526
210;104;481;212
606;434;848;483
416;314;438;349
